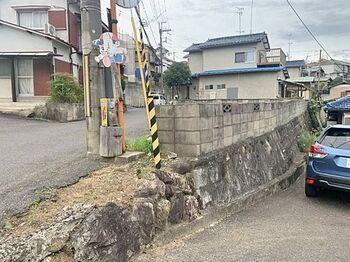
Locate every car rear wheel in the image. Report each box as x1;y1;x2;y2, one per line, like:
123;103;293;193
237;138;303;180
305;183;318;197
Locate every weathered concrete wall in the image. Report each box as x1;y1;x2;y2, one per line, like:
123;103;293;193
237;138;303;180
125;82;145;108
189;115;306;208
157;99;307;157
46;103;85;122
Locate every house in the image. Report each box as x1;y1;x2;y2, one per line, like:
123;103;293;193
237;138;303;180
184;32;293;100
322;83;350;101
324;96;350;125
0;0;82;102
285;60;307;78
307;59;350;80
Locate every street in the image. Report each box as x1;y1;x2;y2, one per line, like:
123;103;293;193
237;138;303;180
0;108;148;224
137;175;350;262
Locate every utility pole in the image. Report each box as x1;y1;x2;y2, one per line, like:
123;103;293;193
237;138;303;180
81;0;105;155
159;22;171;94
287;34;293;61
110;0;126;152
250;0;254;34
235;7;244;35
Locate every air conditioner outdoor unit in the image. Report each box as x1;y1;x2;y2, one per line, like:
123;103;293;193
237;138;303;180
45;23;56;36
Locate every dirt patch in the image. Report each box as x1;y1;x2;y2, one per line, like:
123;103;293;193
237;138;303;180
1;154;171;237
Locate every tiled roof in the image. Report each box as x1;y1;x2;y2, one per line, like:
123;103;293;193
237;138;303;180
193;66;284;77
286;60;305;68
324;96;350;111
184;32;269;52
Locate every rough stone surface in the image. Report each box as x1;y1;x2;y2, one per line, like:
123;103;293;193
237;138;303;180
70;203;140;262
154;170;192;195
168;193;185;224
170;159;193;175
154;199;171;232
190;115;306;209
132;200;156;246
134;177;166;200
0;204;95;262
183;195;200;222
46;102;85;123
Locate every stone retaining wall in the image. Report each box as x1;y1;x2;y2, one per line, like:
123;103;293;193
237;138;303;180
156;99;307;157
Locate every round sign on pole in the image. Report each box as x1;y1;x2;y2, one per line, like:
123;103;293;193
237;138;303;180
116;0;140;8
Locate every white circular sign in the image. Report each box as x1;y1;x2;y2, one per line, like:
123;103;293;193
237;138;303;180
116;0;140;8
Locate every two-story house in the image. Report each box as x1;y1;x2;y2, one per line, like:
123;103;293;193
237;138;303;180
184;32;291;100
0;0;82;102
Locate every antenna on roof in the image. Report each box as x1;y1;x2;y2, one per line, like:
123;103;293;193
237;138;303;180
234;7;244;35
250;0;254;34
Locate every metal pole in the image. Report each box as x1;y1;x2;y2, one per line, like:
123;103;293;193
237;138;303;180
159;22;164;94
81;0;105;155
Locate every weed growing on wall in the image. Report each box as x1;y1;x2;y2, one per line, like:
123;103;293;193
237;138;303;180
307;100;325;131
49;73;84;104
298;131;318;153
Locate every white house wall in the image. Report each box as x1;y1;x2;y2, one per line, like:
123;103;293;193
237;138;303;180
0;25;53;52
198;71;280;99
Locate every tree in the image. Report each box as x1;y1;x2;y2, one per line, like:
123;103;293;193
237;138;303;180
164;62;192;98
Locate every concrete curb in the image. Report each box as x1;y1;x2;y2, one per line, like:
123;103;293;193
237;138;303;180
152;154;306;247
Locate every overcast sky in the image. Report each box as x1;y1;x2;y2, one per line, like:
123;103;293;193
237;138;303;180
102;0;350;62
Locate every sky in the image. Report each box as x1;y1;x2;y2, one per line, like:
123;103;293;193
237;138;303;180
101;0;350;62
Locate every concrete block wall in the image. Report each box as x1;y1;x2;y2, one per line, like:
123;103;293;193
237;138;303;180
156;99;307;157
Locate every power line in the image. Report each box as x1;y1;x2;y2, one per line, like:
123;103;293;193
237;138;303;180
140;0;158;45
286;0;344;73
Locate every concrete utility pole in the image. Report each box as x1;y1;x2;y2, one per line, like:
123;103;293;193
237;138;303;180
81;0;105;155
159;22;171;93
235;7;244;35
287;34;293;60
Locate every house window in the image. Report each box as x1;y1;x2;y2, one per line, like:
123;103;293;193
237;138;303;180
235;51;255;63
217;84;226;89
0;59;11;78
18;11;48;29
205;85;214;90
17;59;34;96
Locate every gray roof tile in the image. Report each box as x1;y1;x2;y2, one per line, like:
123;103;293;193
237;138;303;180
184;32;269;52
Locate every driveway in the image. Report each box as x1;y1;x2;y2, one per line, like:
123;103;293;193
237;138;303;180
0;107;148;225
137;175;350;261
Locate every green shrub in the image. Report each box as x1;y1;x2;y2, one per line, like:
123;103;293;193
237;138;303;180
49;73;84;103
307;100;324;131
298;131;317;153
126;135;152;153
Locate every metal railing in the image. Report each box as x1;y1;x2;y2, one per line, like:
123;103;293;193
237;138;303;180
258;48;286;66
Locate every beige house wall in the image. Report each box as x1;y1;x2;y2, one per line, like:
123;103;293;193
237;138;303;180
287;67;301;78
188;41;267;74
323;84;350;101
0;79;12;100
188;52;203;74
197;71;280;99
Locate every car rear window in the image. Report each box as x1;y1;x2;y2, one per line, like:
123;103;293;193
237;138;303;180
320;128;350;150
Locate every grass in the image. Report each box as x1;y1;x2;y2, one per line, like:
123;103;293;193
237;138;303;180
126;135;152;153
298;131;317;153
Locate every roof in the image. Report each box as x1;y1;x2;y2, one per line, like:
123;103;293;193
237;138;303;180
308;58;350;67
0;19;71;48
184;32;269;53
0;51;59;57
288;77;315;83
193;66;284;77
324;96;350;111
286;60;305;68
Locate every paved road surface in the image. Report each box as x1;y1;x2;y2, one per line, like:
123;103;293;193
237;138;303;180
0;107;148;225
138;175;350;262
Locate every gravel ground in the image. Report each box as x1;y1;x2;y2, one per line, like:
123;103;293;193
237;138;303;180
137;174;350;262
0;107;148;225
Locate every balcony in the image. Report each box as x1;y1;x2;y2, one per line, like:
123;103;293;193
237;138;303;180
258;48;286;66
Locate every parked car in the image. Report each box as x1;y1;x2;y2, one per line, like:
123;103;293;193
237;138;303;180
305;125;350;197
151;93;166;105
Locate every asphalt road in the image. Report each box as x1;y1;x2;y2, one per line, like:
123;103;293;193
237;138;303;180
138;175;350;262
0;107;148;225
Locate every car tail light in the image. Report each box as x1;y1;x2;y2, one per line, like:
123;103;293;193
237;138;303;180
306;178;315;185
309;145;327;159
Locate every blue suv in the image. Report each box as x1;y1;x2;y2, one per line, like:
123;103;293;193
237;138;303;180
306;125;350;197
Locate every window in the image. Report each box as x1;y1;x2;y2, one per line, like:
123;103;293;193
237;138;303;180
0;59;11;78
18;11;48;29
235;52;245;63
205;85;214;90
235;51;255;63
17;59;34;95
217;84;226;89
